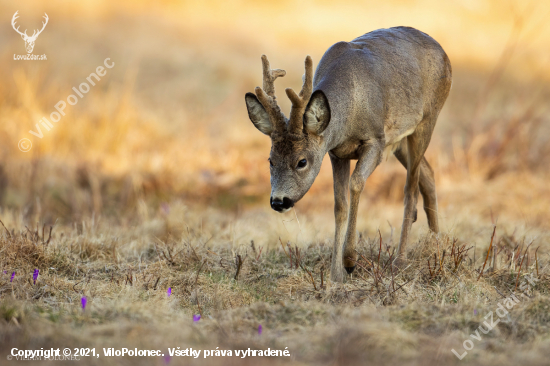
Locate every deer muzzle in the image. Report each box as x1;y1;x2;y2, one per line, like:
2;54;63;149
270;196;294;213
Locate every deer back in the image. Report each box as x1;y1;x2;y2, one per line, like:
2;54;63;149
314;26;452;155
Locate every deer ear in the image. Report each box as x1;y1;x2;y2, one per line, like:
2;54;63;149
304;90;330;135
245;92;273;136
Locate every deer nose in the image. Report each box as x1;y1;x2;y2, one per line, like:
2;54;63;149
270;197;293;212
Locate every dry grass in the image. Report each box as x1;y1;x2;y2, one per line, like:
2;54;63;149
1;0;550;364
1;209;549;365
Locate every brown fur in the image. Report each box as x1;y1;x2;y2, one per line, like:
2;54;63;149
245;27;452;282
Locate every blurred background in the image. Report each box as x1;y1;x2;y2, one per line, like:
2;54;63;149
0;0;549;247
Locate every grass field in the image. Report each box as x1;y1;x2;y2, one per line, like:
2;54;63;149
1;0;550;364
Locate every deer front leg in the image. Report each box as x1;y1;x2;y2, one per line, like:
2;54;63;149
329;155;350;283
343;142;383;274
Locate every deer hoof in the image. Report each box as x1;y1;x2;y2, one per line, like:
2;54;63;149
413;209;417;223
344;266;356;274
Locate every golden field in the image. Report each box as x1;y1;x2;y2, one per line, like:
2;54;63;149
1;0;550;365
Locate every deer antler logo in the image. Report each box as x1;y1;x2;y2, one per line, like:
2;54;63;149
12;11;49;54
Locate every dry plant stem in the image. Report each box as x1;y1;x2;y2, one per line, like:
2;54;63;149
45;226;52;246
256;246;263;261
535;246;540;277
377;230;382;272
196;292;203;317
287;243;293;269
354;261;376;281
0;219;11;238
440;252;446;274
127;270;133;286
234;254;243;281
356;251;378;283
473;244;476;270
390;253;395;291
279;237;290;259
478;226;496;281
390;269;424;296
25;226;35;241
301;263;317;291
493;286;507;299
493;242;498;271
193;260;206;287
186;239;200;262
515;242;533;291
294;245;300;268
289;246;317;291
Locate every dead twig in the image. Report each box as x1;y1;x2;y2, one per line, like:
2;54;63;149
287;243;293;269
279;237;290;259
234;254;244;280
196;291;203;317
514;241;533;291
193;260;206;287
0;219;11;238
256;246;263;261
377;229;382;270
477;226;496;281
535;246;540;278
45;226;53;246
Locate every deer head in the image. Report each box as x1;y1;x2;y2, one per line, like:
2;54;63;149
245;55;331;212
12;11;49;54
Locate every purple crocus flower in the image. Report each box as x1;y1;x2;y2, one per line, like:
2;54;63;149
81;297;87;310
258;324;263;335
167;288;171;297
193;314;201;322
164;353;171;365
33;269;39;284
474;309;477;316
10;272;15;282
3;270;6;274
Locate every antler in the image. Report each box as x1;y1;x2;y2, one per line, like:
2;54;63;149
30;13;48;39
254;55;287;132
11;11;27;37
286;56;313;134
285;56;313;133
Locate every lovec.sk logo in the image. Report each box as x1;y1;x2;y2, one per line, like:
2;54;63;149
12;11;48;60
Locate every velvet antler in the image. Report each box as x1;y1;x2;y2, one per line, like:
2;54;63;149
286;56;313;134
254;55;287;132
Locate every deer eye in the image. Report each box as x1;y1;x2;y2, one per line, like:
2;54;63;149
268;158;273;167
296;159;307;169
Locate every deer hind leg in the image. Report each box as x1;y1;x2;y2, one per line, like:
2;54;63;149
394;146;439;233
418;157;439;232
395;119;436;263
330;155;350;283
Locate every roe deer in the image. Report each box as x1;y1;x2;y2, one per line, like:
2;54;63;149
245;27;452;282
